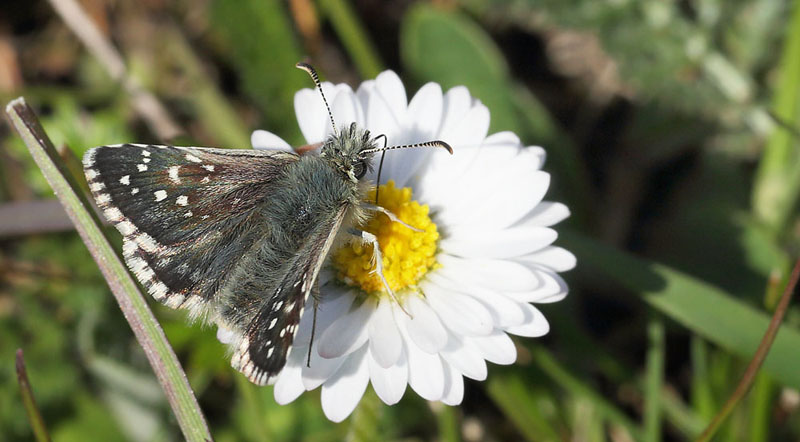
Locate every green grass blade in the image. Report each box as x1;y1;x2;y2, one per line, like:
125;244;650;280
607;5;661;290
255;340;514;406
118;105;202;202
487;372;561;441
530;348;643;440
752;0;800;232
15;349;51;442
5;98;212;442
643;316;664;442
318;0;383;79
563;231;800;390
690;337;716;421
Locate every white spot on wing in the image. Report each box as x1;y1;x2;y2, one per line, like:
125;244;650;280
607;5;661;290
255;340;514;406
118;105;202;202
117;220;137;236
186;154;202;163
168;166;181;184
154;190;167;202
120;175;130;185
150;281;168;301
184;211;193;218
137;164;148;172
176;195;188;206
142;150;151;157
131;188;139;195
90;182;105;192
201;176;210;183
104;207;123;221
202;164;215;171
142;158;151;163
135;232;159;253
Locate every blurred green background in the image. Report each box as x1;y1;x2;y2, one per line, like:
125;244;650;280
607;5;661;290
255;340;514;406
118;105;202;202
2;0;800;440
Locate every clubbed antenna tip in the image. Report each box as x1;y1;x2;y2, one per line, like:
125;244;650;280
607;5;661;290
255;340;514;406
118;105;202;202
296;61;337;134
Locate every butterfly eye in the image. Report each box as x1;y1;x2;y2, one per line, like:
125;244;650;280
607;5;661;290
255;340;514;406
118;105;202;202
353;161;367;179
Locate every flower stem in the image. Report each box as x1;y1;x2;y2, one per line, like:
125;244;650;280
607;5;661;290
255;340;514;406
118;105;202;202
5;98;212;442
15;349;51;442
696;258;800;442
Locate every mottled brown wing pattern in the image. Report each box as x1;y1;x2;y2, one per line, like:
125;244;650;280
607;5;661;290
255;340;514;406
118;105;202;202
83;143;299;314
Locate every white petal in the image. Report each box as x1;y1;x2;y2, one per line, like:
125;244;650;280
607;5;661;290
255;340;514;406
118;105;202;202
251;130;292;151
436;254;542;292
301;351;347;391
452;171;551;230
318;299;373;359
517;246;577;272
441;360;464;405
440;102;490;148
440;227;558;259
526;145;547;168
440;333;488;380
366;87;401;143
328;85;360;138
375;70;407;122
274;347;306;404
513;202;571;228
294;286;354;346
400;296;448;354
405;82;444;140
428;273;526;327
356;79;375;110
321;345;370;423
368;298;403;368
465;330;517;365
399;319;445;400
438;86;472;137
482;130;521;148
422;280;493;336
503;270;569;304
368;348;408;405
295;86;330;143
504;303;550;337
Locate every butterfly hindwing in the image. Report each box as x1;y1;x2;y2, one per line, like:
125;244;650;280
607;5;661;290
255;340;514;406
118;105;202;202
83;143;299;313
230;205;348;385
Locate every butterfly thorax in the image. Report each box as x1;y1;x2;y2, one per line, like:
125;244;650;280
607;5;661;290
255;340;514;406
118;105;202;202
320;122;377;182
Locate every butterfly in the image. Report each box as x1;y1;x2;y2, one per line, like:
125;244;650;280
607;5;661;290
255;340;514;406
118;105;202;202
82;63;452;385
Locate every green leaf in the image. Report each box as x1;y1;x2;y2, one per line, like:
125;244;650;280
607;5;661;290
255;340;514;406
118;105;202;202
400;4;520;134
563;231;800;389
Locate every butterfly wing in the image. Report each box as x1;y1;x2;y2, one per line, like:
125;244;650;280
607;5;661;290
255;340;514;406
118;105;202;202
83;143;299;315
229;204;347;385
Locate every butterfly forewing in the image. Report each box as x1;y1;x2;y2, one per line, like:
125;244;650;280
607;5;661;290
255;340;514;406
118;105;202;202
83;143;299;312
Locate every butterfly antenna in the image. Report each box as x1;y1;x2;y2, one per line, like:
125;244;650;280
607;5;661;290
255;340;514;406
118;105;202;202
373;134;388;205
361;140;454;156
296;62;337;134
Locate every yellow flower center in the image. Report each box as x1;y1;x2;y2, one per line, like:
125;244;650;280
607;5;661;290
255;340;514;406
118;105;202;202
332;180;439;297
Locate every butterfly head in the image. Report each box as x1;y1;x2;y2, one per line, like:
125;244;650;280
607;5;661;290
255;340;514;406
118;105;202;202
296;61;454;185
321;122;378;182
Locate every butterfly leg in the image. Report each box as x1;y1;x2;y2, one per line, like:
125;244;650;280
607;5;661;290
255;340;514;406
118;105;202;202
306;283;320;368
361;203;423;232
347;228;412;316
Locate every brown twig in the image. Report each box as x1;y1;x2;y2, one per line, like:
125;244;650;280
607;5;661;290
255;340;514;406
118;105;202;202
696;258;800;442
16;349;51;442
47;0;183;142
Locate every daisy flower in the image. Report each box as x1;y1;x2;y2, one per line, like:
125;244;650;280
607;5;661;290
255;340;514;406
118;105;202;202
219;71;576;422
